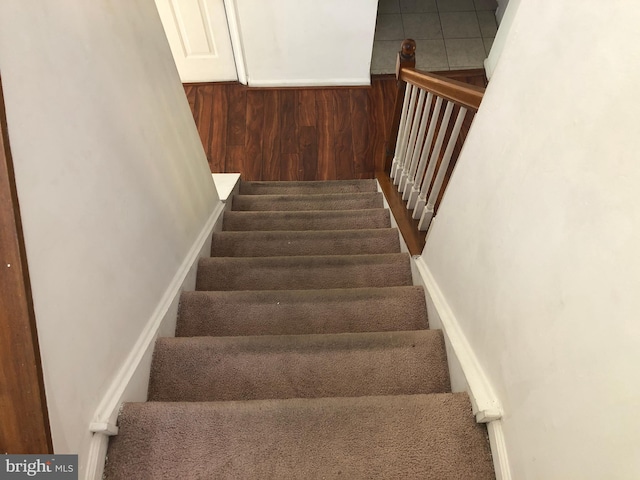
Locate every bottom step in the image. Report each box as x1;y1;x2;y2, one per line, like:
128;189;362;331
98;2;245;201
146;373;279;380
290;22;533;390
105;393;494;479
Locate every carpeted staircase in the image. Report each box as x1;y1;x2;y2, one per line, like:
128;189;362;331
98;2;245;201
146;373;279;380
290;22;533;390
104;179;495;479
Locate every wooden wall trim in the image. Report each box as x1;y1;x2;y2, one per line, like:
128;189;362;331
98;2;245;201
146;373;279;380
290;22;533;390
0;76;53;453
376;172;426;255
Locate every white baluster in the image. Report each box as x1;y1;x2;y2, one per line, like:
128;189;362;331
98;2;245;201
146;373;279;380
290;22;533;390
390;83;414;181
402;92;433;200
418;106;468;231
399;89;426;194
412;100;454;219
393;85;418;185
406;93;440;208
396;86;424;189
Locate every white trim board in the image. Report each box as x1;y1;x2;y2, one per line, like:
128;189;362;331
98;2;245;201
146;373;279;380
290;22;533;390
223;0;247;85
412;255;512;480
488;420;512;480
247;77;372;88
413;256;502;421
84;200;227;480
212;173;241;202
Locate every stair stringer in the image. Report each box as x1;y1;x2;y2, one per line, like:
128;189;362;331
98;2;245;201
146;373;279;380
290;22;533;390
377;179;410;256
83;191;235;480
412;254;512;480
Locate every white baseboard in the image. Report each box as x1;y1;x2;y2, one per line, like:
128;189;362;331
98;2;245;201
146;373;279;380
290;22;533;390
413;256;502;421
84;434;109;480
247;77;372;88
412;256;511;479
487;420;512;480
83;201;226;480
484;57;495;81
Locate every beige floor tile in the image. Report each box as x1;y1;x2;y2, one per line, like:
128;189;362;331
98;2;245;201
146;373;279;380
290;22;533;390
372;0;497;74
445;38;486;68
403;13;443;39
371;40;402;74
400;0;438;13
436;0;475;12
415;39;449;71
440;12;481;38
375;14;406;41
473;0;498;10
379;0;401;14
477;11;498;37
483;37;494;55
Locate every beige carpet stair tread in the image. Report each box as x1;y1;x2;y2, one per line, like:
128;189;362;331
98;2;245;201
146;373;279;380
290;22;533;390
211;228;400;257
232;192;383;211
148;330;450;402
105;393;494;480
222;208;392;231
240;179;378;195
176;286;429;337
196;253;413;291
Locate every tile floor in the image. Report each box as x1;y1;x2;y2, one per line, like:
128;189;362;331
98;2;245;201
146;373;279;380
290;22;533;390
372;0;498;74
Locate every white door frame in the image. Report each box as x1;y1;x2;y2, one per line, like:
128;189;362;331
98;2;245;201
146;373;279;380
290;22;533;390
223;0;248;85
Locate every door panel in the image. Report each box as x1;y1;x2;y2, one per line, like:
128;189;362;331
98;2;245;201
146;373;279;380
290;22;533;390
155;0;237;82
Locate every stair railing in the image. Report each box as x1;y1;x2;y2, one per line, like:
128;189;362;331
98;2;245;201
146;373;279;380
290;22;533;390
384;39;485;231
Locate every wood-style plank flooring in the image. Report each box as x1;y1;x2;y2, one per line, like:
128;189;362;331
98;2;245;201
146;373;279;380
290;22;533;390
185;78;395;180
184;70;487;181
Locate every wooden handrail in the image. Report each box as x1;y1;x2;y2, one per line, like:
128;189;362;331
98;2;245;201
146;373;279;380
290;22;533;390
381;39;488;235
383;39;486;173
400;68;485;111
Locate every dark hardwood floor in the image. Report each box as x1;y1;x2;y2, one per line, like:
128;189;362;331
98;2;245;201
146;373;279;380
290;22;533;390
184;70;487;181
185;78;395;180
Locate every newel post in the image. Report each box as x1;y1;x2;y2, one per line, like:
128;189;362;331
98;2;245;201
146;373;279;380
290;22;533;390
382;39;416;173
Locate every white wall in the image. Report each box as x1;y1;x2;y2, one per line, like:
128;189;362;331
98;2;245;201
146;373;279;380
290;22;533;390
0;0;218;474
233;0;378;86
423;2;640;478
484;0;520;79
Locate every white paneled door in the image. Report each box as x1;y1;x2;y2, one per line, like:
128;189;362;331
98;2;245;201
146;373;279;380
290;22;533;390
155;0;238;82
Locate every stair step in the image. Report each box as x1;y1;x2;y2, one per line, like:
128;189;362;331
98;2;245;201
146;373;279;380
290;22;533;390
105;393;495;480
231;192;383;211
148;330;449;402
222;209;392;231
196;253;413;291
240;179;378;195
176;286;429;337
105;177;496;479
211;228;400;257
